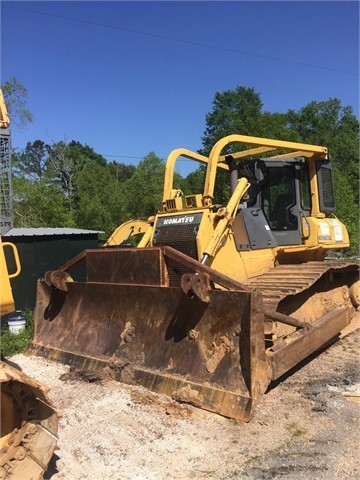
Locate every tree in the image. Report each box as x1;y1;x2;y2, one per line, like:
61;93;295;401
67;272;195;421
285;99;359;252
107;161;136;183
13;177;74;227
66;141;107;169
1;77;33;128
45;140;113;214
12;140;48;181
179;168;205;196
11;139;117;231
201;86;266;155
199;85;297;203
46;141;78;213
286;99;359;202
123;153;165;218
73;160;125;237
12;140;76;227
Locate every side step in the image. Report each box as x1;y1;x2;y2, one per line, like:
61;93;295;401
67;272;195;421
266;307;351;380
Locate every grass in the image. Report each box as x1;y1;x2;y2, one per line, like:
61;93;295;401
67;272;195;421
243;455;260;466
286;421;306;437
0;309;34;357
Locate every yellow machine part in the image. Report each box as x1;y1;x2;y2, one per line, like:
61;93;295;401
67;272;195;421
0;237;59;479
0;361;58;480
27;134;359;423
103;219;150;247
1;91;58;479
0;238;21;316
0;89;10;129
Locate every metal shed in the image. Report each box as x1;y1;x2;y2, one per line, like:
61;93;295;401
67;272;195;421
3;227;102;312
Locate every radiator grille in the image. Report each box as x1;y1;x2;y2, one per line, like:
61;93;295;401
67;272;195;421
153;214;201;286
154;223;197;257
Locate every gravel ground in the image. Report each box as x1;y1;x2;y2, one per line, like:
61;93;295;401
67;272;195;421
9;314;360;480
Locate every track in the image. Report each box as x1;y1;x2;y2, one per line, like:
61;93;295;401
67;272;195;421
249;261;358;312
0;361;58;480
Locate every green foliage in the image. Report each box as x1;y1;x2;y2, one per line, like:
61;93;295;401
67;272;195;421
12;139;132;237
67;141;107;168
12;140;48;181
201;86;265;155
285;98;359;251
0;310;34;358
107;161;136;183
73;160;125;235
123;152;165;218
13;177;75;227
179;167;205;195
332;166;359;254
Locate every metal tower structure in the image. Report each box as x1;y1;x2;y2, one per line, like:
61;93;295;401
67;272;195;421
0;89;13;235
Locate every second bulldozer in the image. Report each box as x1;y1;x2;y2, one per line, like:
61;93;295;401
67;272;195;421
1;88;58;479
0;237;58;480
28;135;359;421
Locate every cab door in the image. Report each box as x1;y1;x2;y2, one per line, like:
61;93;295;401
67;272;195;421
260;161;310;246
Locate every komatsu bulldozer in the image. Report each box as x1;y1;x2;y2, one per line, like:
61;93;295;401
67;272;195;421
28;135;359;422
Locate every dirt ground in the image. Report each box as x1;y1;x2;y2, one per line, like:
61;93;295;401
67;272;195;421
10;314;360;480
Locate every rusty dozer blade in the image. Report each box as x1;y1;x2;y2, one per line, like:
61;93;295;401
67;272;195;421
28;247;270;422
27;246;354;421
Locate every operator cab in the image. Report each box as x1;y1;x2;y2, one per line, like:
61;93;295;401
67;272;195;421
245;158;310;246
234;157;336;248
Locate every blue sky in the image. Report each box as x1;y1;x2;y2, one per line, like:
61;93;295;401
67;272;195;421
2;1;359;176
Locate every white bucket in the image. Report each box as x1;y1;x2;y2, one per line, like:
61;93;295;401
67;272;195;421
8;313;26;334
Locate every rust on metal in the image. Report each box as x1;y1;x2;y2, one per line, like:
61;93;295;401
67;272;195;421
0;361;58;479
180;273;211;303
264;310;307;329
44;270;73;291
266;307;351;379
28;247;358;422
163;246;251;291
30;278;267;421
250;261;358;312
29;247;269;421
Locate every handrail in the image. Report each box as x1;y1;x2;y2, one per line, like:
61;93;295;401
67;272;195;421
162;135;329;212
2;241;21;278
204;134;328;198
163;148;209;201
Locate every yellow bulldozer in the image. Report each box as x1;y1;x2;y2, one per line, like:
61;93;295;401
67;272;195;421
28;134;359;422
0;237;58;479
0;87;58;479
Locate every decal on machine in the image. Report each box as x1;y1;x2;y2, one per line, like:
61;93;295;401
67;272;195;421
318;221;331;241
328;218;344;242
157;213;203;227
